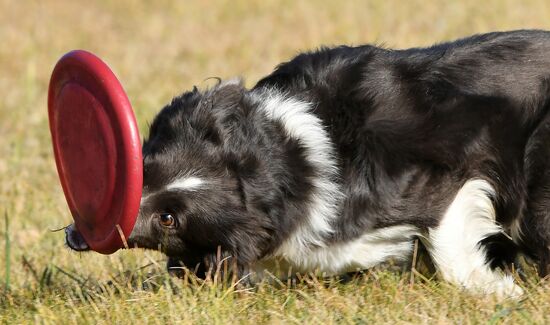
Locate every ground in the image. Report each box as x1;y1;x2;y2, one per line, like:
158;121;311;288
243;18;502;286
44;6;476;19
1;0;550;323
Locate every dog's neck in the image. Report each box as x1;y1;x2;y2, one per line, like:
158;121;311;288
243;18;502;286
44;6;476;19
241;88;345;267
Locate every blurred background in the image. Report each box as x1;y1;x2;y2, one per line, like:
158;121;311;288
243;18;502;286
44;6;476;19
1;0;550;322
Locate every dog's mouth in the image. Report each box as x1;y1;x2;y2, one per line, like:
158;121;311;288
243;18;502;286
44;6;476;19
65;224;90;251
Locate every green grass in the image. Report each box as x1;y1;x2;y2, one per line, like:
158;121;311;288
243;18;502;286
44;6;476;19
2;0;550;323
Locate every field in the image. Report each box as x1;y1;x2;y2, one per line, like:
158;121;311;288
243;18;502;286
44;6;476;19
2;0;550;323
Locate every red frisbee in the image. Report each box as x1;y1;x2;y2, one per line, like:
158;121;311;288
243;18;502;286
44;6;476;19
48;50;142;254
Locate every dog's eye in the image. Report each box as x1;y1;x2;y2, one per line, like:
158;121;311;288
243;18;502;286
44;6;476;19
158;213;176;228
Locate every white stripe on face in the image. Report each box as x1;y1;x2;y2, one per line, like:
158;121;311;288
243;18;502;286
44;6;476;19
139;176;205;207
166;176;205;192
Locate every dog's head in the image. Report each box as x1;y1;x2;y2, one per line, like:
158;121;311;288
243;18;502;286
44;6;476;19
127;80;274;277
65;79;291;277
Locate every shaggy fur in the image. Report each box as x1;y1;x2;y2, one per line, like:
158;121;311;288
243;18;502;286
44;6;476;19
67;30;550;297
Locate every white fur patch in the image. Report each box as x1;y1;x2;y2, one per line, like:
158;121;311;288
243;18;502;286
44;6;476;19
140;176;205;206
166;176;204;192
425;179;523;298
253;89;344;266
278;225;419;274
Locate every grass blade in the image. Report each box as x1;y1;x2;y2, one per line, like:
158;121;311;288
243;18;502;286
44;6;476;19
4;210;10;292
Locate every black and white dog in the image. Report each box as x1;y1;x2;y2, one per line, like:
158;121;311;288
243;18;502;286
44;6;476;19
67;30;550;297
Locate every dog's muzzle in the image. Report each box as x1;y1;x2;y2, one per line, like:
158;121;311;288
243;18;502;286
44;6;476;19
65;224;90;251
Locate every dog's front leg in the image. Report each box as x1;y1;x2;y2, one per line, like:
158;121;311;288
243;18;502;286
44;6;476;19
422;179;523;298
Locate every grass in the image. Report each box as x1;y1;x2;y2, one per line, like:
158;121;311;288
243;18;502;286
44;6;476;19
2;0;550;323
3;211;9;292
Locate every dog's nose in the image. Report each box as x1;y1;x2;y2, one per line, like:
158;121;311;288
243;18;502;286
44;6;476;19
65;224;90;251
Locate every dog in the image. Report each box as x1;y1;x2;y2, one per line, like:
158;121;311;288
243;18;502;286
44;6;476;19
66;30;550;297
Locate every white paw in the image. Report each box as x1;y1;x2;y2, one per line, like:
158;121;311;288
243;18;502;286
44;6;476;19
491;278;524;300
469;275;524;300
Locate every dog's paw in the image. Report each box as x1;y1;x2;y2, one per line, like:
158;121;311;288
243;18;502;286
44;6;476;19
491;277;524;300
469;275;524;300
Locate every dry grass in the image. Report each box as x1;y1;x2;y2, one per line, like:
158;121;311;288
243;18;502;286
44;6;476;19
2;0;550;323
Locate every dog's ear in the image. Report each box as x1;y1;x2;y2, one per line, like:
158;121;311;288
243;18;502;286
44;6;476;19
210;78;245;111
195;78;246;146
228;214;271;269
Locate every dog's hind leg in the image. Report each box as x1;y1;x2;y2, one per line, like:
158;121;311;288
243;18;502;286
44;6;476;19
520;117;550;278
422;179;523;298
519;181;550;277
